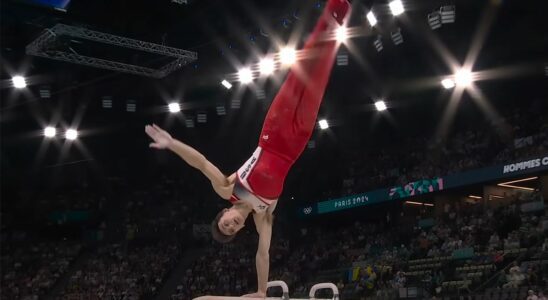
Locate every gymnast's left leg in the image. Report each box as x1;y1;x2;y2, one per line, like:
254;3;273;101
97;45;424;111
259;0;351;164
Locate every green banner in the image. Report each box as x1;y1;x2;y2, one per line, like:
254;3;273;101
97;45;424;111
299;153;548;217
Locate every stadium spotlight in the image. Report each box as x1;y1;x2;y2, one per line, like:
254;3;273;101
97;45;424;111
391;28;403;45
259;58;275;76
44;127;56;138
255;88;266;100
168;102;181;113
318;119;329;130
185;118;195;128
102;96;113;109
126;100;136;112
428;11;442;30
455;69;473;87
238;68;253;84
279;47;297;66
12;75;27;89
65;129;78;140
221;79;233;90
375;100;387;111
231;98;241;109
440;5;456;24
389;0;405;16
197;112;207;123
366;11;378;27
216;105;226;116
373;36;384;52
337;52;349;66
39;86;51;98
441;78;456;89
336;26;348;43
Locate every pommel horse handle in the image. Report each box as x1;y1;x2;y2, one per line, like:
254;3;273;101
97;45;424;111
308;282;339;300
267;280;290;300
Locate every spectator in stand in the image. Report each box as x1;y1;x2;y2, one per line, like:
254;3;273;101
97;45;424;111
393;271;406;288
528;265;540;286
528;290;539;300
488;233;501;250
503;262;525;289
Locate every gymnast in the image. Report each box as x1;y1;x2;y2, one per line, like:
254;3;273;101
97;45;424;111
146;0;350;297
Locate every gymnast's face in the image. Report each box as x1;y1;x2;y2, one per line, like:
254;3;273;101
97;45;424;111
218;208;246;235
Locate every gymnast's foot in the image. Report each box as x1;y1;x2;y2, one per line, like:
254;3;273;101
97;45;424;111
327;0;351;25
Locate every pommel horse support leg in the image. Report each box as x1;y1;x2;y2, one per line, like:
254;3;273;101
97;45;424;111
192;281;339;300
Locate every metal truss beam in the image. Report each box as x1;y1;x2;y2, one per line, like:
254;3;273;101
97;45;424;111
26;24;198;78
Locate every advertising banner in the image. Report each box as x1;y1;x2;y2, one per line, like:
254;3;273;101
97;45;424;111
299;154;548;217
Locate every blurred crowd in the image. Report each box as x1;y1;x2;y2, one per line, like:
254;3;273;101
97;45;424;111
1;242;81;300
298;106;548;202
60;242;180;300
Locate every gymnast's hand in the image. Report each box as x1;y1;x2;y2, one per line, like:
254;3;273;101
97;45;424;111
242;291;266;298
145;124;173;149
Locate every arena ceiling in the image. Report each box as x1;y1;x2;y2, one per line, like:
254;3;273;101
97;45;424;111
1;0;547;187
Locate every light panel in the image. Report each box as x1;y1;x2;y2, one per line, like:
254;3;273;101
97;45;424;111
367;11;378;27
441;78;456;89
318;119;329;130
12;76;27;89
279;47;297;66
44;127;56;138
389;0;405;16
168;102;181;113
221;80;233;90
375;100;387;111
238;68;253;84
455;69;473;87
259;58;275;76
65;129;78;140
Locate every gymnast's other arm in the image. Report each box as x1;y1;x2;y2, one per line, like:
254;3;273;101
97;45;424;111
242;212;273;298
145;124;235;199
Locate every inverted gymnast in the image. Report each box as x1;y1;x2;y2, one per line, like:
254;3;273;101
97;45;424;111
146;0;350;297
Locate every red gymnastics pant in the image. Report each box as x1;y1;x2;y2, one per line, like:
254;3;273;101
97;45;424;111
250;0;350;199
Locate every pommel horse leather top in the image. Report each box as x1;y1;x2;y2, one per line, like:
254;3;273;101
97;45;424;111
192;281;339;300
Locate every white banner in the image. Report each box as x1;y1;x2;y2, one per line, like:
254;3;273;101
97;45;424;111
503;156;548;174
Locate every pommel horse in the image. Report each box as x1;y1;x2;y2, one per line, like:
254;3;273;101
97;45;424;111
193;281;339;300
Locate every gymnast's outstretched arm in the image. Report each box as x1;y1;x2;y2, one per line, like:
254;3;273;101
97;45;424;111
242;213;273;298
145;124;235;199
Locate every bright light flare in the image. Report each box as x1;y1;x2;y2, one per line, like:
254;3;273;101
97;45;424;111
336;26;348;43
221;80;232;90
389;0;405;16
238;68;253;84
12;76;27;89
168;102;181;113
366;11;378;27
375;100;387;111
44;127;56;138
65;129;78;140
318;119;329;130
279;47;297;66
259;58;275;76
441;78;456;89
455;69;473;87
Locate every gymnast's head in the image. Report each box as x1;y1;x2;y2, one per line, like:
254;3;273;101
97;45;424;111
211;205;247;243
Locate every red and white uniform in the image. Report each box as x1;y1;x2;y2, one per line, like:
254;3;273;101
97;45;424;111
230;0;351;213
